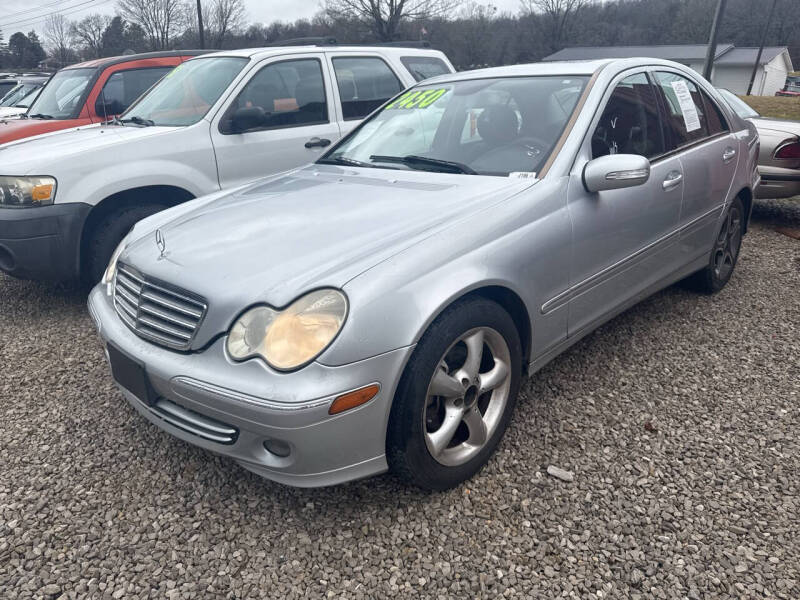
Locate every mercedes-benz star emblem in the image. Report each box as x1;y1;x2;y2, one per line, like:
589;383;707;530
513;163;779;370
155;229;166;258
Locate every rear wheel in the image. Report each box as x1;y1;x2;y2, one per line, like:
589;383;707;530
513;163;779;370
387;297;522;490
84;204;164;285
685;196;744;294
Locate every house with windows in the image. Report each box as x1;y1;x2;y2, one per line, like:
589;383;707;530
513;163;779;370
543;44;794;95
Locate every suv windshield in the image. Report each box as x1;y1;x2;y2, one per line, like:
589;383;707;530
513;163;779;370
122;57;248;127
322;76;588;176
1;82;40;107
27;68;94;119
717;88;759;119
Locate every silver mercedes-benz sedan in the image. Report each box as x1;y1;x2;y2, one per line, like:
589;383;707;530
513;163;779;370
89;58;759;490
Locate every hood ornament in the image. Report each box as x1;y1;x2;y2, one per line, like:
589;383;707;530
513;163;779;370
155;228;167;259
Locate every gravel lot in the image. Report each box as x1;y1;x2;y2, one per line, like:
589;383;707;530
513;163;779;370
1;200;798;599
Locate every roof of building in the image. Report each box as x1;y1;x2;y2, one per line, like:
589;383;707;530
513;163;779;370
543;44;789;67
714;47;787;65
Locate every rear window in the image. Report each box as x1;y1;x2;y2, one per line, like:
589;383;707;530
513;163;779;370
400;56;452;82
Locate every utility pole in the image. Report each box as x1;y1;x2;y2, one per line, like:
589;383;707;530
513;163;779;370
703;0;728;81
747;0;778;95
196;0;205;49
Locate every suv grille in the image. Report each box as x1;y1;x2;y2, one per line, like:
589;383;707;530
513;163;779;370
113;263;207;351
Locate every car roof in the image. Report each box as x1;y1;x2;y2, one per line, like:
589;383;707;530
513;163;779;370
194;45;449;61
416;57;703;85
64;50;208;70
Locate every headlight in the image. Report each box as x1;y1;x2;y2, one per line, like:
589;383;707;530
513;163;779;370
102;233;131;294
0;176;56;207
227;289;348;371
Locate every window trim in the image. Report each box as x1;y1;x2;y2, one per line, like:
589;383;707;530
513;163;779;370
94;65;175;117
218;56;330;136
330;54;404;121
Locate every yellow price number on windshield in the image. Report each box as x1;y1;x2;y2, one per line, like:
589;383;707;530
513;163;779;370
386;88;448;110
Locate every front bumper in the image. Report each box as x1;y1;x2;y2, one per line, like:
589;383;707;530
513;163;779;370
0;203;90;281
88;286;413;488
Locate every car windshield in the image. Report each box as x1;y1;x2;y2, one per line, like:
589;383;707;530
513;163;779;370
0;82;40;107
122;57;248;127
322;76;588;177
27;68;94;119
716;88;759;119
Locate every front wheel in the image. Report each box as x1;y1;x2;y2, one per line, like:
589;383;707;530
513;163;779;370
387;297;522;491
684;196;744;294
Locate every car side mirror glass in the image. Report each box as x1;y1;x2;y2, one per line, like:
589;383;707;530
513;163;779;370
229;106;266;133
583;154;651;193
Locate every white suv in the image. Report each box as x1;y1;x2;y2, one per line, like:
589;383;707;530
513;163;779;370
0;44;453;283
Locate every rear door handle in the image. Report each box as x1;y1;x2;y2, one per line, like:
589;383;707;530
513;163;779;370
662;171;683;191
723;147;737;163
305;137;331;149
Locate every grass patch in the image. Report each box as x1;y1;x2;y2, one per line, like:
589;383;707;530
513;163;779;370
740;96;800;120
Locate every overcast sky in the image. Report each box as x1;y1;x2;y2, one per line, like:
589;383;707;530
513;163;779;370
0;0;525;39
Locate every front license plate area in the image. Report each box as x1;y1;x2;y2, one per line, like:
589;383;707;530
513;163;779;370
107;344;155;406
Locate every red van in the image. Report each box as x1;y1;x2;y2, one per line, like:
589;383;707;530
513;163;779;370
0;51;204;145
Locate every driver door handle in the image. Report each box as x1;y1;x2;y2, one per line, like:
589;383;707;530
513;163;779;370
662;170;683;191
723;147;737;163
305;137;331;149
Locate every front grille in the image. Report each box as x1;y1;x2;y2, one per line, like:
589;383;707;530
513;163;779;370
151;398;239;444
113;263;207;351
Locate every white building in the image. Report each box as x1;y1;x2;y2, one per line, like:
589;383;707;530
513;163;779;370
543;44;794;96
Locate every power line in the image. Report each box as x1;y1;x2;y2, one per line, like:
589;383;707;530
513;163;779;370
0;0;113;30
0;0;79;21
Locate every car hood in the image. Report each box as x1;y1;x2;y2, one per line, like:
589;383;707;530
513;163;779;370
751;116;800;137
0;107;26;119
120;165;535;346
0;123;181;172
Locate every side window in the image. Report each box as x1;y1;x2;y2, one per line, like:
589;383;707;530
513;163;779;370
222;58;328;132
400;56;452;82
332;57;403;120
701;91;729;135
653;72;710;147
592;73;665;160
96;67;172;116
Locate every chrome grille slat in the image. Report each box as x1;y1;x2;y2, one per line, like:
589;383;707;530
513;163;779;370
152;399;238;444
113;263;207;350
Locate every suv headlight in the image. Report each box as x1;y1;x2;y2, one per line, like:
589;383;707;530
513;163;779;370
227;289;348;371
0;176;56;207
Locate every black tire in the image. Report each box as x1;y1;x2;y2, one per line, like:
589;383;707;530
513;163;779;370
684;196;744;294
387;297;522;491
84;204;164;285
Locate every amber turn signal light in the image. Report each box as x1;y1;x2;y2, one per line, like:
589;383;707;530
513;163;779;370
329;383;380;415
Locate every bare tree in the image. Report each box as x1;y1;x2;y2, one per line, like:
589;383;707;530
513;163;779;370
521;0;593;52
117;0;185;50
71;14;111;58
325;0;464;41
205;0;246;48
44;13;73;67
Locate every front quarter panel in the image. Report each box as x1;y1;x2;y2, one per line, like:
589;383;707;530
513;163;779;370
318;179;573;367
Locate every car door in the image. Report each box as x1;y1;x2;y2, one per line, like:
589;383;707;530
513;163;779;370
652;71;738;262
210;54;342;189
326;53;406;137
564;71;684;336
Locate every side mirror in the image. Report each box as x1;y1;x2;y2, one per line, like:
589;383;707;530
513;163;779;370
583;154;650;193
230;106;266;133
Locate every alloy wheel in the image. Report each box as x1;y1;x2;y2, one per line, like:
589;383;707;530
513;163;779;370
712;203;742;281
422;327;512;467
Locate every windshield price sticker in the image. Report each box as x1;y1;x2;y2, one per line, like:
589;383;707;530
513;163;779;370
670;80;701;133
386;88;448;110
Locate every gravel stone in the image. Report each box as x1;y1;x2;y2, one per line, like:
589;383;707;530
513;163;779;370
546;466;574;482
0;201;798;598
